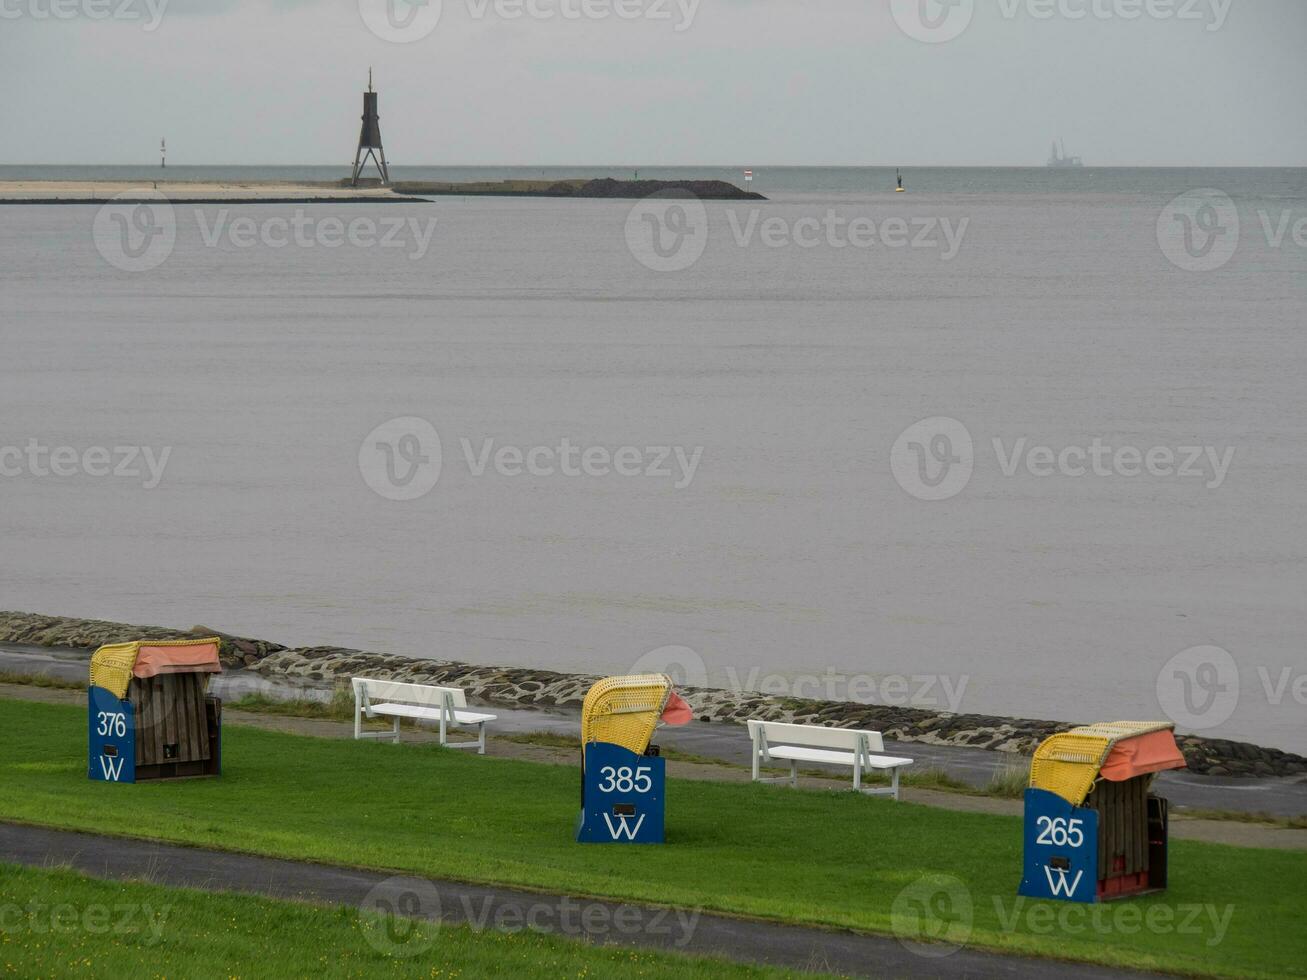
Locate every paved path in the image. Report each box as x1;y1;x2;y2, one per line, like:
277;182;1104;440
0;822;1166;980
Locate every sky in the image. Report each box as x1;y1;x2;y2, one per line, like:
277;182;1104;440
1;0;1304;166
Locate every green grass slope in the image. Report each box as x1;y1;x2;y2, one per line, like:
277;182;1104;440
2;698;1303;978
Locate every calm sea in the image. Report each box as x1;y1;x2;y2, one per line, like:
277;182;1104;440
2;166;1304;752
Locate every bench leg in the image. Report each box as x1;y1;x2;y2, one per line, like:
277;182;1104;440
477;722;486;755
353;702;362;740
789;759;798;788
751;748;760;783
891;767;900;801
392;716;401;745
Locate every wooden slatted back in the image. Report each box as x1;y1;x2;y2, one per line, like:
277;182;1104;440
1085;775;1150;879
352;677;467;710
747;719;885;754
130;673;212;766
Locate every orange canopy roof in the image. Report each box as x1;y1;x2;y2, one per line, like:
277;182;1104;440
660;690;693;726
132;641;222;680
1099;729;1186;782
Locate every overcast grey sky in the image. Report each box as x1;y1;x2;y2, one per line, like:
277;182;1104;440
2;0;1304;166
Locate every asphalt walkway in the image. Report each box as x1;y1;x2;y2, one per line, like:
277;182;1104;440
0;822;1167;980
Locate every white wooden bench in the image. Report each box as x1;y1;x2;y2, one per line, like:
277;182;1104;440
352;677;496;754
747;720;914;800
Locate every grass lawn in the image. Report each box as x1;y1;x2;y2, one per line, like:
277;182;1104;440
0;863;810;979
2;697;1305;978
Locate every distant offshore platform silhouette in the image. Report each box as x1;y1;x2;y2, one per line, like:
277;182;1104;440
1047;138;1084;168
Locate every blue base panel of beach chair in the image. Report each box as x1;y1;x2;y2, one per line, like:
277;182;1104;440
576;742;665;844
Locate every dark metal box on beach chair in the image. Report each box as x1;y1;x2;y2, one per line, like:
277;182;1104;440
88;638;223;783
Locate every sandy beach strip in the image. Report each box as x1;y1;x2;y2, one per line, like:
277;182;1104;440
0;180;425;204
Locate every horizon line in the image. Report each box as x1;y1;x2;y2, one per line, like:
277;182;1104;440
3;162;1304;170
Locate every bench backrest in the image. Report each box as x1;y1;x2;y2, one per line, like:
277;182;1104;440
747;719;886;754
352;677;468;710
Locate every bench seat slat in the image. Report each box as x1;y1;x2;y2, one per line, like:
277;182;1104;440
352;677;494;754
749;717;914;799
765;745;914;768
369;702;497;725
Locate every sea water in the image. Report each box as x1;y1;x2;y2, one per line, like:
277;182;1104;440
1;166;1304;752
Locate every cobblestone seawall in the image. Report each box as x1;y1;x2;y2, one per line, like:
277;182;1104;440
2;610;1300;778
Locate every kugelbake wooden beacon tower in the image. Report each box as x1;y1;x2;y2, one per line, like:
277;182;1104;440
351;69;391;187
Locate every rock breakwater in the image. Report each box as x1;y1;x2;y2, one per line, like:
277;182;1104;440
2;611;1301;779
